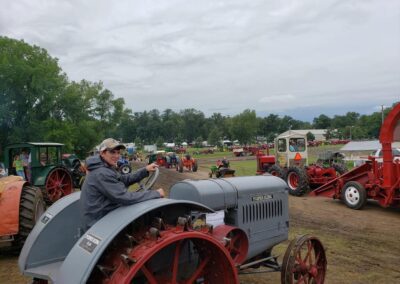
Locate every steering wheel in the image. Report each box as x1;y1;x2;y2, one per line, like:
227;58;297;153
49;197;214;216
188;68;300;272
138;167;159;192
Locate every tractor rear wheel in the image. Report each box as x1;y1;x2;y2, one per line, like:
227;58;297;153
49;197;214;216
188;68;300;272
267;164;284;178
285;167;309;196
14;186;45;247
281;234;327;284
119;164;132;174
44;167;73;204
88;226;238;283
341;181;367;210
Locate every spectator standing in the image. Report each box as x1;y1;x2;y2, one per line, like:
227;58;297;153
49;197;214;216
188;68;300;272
13;154;26;180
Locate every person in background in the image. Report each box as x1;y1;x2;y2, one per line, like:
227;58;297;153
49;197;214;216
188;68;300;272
21;149;30;182
80;138;165;232
13;154;26;180
40;153;47;166
289;140;297;152
0;162;7;177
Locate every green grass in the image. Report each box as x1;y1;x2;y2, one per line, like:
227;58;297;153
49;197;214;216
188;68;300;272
196;144;351;177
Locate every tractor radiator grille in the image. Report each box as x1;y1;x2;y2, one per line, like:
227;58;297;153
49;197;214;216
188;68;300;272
242;200;283;224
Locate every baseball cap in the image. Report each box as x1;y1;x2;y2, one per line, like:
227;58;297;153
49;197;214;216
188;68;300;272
99;138;126;152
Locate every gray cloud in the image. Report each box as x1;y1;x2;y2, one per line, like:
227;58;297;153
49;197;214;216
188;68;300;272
1;0;399;120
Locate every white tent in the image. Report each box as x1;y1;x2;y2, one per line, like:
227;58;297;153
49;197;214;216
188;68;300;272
340;140;400;151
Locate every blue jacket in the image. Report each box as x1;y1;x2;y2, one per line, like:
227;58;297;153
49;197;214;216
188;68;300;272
80;155;161;231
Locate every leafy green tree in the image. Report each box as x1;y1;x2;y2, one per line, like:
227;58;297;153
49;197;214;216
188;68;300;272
180;109;206;142
306;131;315;141
155;136;164;148
0;36;67;150
194;136;203;148
230;109;258;145
313;114;332;129
208;128;221;146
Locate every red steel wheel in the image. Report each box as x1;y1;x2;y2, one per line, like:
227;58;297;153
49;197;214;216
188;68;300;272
281;235;327;284
287;172;299;189
91;228;239;284
44;167;73;203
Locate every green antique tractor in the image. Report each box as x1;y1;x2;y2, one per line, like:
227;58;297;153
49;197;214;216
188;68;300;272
4;143;75;204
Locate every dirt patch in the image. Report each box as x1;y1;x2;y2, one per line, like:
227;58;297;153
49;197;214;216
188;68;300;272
2;163;400;283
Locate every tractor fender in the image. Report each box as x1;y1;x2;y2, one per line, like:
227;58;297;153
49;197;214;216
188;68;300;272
31;166;54;186
19;192;82;280
0;176;26;236
56;197;214;283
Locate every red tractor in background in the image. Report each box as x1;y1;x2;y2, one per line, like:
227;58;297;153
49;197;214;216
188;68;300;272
177;153;198;172
1;142;79;250
311;103;400;209
0;175;45;250
257;131;346;196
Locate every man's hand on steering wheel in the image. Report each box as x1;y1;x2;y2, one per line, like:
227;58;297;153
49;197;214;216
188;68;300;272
156;188;165;197
138;163;165;197
146;162;159;172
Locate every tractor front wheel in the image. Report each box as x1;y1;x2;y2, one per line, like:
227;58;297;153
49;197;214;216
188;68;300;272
14;186;45;247
267;164;284;178
178;161;183;173
192;161;198;172
285;167;309;196
44;167;73;204
341;181;367;210
281;234;327;284
119;164;132;174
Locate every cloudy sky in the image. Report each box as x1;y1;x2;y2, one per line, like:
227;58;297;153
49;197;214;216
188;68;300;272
1;0;399;121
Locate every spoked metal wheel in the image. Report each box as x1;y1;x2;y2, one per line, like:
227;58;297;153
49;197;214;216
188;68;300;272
44;167;73;203
281;235;327;284
89;226;239;284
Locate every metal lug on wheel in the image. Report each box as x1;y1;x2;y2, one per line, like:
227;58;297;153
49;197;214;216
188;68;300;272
125;234;139;248
152;217;166;230
120;254;137;266
177;216;190;231
148;227;160;240
96;264;115;278
223;237;231;246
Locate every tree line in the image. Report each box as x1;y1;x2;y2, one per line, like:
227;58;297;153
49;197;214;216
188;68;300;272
0;36;395;158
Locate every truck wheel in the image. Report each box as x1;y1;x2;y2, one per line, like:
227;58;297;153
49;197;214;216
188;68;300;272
341;181;367;210
285;167;309;196
333;163;347;175
267;164;284;178
14;186;45;247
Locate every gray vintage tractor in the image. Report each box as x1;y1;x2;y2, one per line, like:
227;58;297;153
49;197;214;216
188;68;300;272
19;171;327;283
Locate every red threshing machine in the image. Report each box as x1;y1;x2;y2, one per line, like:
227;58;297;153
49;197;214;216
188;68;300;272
310;103;400;209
